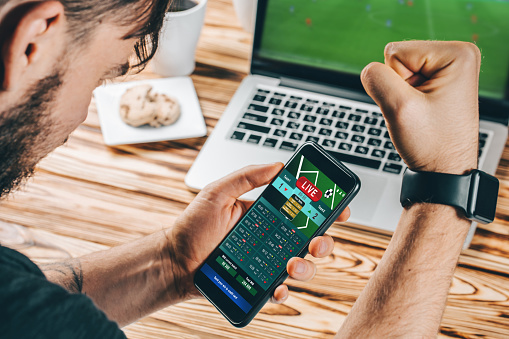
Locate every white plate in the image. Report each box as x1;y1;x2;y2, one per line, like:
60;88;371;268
94;77;207;146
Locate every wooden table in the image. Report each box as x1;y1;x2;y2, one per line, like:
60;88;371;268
1;0;508;337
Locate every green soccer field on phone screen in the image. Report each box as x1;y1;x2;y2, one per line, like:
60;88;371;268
194;142;360;327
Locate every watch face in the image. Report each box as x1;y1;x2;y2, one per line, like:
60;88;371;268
470;170;499;224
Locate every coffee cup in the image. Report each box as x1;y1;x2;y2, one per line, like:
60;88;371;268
151;0;208;77
232;0;257;33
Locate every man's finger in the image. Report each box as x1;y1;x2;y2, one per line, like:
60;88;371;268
287;257;316;282
204;163;284;201
383;41;480;80
308;234;334;258
336;207;350;223
270;285;289;304
361;61;417;119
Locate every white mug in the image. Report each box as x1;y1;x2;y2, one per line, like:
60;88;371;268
151;0;208;77
232;0;257;33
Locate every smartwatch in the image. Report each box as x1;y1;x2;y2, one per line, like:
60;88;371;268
400;169;499;224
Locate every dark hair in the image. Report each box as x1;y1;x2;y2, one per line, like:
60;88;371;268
1;0;171;70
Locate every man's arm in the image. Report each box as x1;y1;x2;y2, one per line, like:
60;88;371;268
41;231;178;327
41;163;348;327
337;41;481;337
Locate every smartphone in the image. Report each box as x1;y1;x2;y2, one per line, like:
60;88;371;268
194;142;361;327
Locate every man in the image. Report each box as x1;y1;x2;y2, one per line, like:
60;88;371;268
0;0;482;338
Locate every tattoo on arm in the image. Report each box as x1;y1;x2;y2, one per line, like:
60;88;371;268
40;259;83;294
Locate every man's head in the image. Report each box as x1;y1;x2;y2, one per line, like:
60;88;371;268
0;0;171;197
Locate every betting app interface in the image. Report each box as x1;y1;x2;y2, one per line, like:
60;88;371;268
199;153;347;313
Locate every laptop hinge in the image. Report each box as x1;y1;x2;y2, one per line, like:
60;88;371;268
279;76;376;105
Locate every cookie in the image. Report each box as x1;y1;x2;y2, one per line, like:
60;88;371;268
119;84;180;128
149;93;181;127
119;84;157;127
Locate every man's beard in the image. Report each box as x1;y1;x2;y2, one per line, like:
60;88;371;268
0;71;63;199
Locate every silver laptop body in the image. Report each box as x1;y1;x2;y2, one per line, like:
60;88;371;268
187;0;509;247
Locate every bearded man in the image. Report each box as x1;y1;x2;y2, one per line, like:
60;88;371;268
0;0;484;338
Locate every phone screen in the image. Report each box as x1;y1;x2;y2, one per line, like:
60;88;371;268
194;143;360;326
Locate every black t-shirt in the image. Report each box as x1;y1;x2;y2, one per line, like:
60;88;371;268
0;245;126;339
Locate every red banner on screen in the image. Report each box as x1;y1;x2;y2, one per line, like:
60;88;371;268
296;177;322;202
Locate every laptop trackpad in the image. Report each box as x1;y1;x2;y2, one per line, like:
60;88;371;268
348;172;388;223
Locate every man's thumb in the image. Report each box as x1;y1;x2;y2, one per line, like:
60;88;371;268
360;62;417;119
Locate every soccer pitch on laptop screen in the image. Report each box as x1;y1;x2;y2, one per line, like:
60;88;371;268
259;0;509;100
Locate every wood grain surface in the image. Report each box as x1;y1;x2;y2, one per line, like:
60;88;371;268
1;0;508;337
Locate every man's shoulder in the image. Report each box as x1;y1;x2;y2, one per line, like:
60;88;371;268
0;246;126;339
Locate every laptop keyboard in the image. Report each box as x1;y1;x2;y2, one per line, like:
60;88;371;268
229;87;490;175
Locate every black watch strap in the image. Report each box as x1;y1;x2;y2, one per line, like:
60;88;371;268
400;168;499;224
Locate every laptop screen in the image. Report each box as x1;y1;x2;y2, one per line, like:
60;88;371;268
253;0;509;101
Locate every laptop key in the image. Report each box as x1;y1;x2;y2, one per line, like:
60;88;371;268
383;163;403;174
380;120;386;127
388;152;402;162
368;128;382;136
368;138;382;147
336;121;349;130
372;112;383;117
338;143;352;152
316;107;330;115
335;131;348;139
318;128;332;136
263;138;278;148
328;150;382;170
384;141;395;150
230;131;246;141
348;114;361;122
479;139;486;148
288;111;301;119
300;104;314;112
479;132;488;140
270;118;284;126
286;121;300;129
356;108;369;114
303;115;317;123
355;146;369;155
272;108;285;116
303;125;317;133
289;132;304;141
352;124;365;133
257;89;270;94
306;99;319;103
274;92;286;97
280;141;299;152
307;136;320;143
290;95;302;100
322;139;336;148
384;131;390;139
253;95;266;102
247;134;261;144
273;129;287;137
284;101;298;109
238;122;271;134
364;117;378;125
332;110;345;118
269;98;282;105
248;104;269;113
243;113;268;123
352;135;365;143
320;118;333;126
371;149;386;158
339;105;352;110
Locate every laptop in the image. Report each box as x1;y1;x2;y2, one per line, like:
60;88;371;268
186;0;509;247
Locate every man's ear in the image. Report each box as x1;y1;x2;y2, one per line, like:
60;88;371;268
1;1;65;90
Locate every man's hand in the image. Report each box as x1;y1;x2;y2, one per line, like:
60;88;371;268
361;41;480;174
337;41;481;337
167;163;350;303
